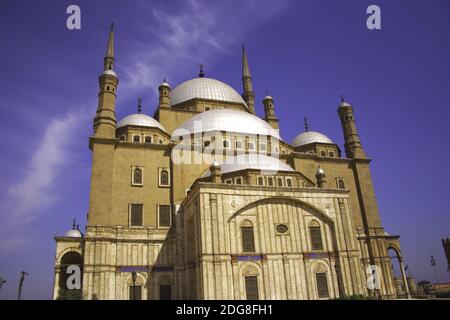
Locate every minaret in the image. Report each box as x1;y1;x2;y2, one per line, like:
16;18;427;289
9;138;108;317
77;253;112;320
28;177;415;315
242;44;255;114
93;23;119;138
263;91;279;130
158;78;171;108
338;95;366;159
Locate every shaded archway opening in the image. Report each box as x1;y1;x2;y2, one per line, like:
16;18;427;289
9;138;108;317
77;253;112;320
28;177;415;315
58;251;83;300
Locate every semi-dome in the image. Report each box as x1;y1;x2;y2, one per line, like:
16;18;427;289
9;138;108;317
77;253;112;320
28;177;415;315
203;154;294;177
117;114;166;132
170;77;248;108
172;109;282;140
292;131;333;147
65;229;82;238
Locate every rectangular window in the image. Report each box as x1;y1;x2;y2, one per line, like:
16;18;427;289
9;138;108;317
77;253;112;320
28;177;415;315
241;227;255;252
130;204;143;226
159;285;172;300
310;227;323;250
245;276;259;300
235;140;243;149
316;273;329;298
259;143;267;151
248;142;255;150
159;205;171;227
129;286;142;300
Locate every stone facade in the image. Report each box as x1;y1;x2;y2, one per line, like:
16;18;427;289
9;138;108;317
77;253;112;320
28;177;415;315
52;26;408;300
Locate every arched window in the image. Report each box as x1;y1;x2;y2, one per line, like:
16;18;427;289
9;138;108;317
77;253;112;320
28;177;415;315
133;168;143;185
133;135;140;143
338;179;345;189
223;139;230;148
277;178;283;187
267;178;273;187
309;221;323;250
258;177;263;186
241;221;255;253
160;169;169;186
144;136;152;143
286;178;292;187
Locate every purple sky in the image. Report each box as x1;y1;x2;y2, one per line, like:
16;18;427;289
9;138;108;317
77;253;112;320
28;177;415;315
0;0;449;299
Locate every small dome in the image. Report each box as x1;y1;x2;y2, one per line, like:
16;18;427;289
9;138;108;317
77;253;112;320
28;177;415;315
316;167;325;175
264;95;273;101
203;154;294;177
172;109;281;140
117;114;166;132
65;229;82;238
292;131;334;147
170;77;248;109
339;101;351;107
159;80;170;88
102;69;117;77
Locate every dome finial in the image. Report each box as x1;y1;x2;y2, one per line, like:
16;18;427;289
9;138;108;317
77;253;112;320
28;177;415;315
137;97;142;114
340;94;345;103
198;64;205;77
72;218;76;230
304;117;309;132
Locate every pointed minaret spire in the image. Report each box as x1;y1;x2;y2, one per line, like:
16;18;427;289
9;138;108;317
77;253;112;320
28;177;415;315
304;118;309;132
104;22;115;71
241;44;255;114
137;98;142;114
93;24;119;138
242;44;252;79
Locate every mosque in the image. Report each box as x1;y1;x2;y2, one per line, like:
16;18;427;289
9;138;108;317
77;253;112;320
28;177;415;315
52;25;411;300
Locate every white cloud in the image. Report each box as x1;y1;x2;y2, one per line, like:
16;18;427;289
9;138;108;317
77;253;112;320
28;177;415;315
119;0;291;100
8;110;87;225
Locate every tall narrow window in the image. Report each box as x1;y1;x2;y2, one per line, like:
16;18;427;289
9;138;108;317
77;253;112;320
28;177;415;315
267;178;273;187
309;224;323;250
133;168;143;185
159;285;172;300
286;178;292;187
245;276;259;300
160;169;169;186
277;178;283;187
159;205;171;227
338;179;345;190
223;139;230;148
241;226;255;252
258;177;263;186
315;273;329;298
129;286;142;300
130;204;143;227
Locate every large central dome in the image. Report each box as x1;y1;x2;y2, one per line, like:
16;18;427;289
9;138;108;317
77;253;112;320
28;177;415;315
172;109;282;140
170;77;248;108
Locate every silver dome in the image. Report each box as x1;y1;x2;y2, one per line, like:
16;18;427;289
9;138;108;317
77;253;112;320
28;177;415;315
171;109;282;140
102;69;117;77
203;154;294;177
292;131;334;147
65;229;82;238
170;77;248;108
117;114;166;132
